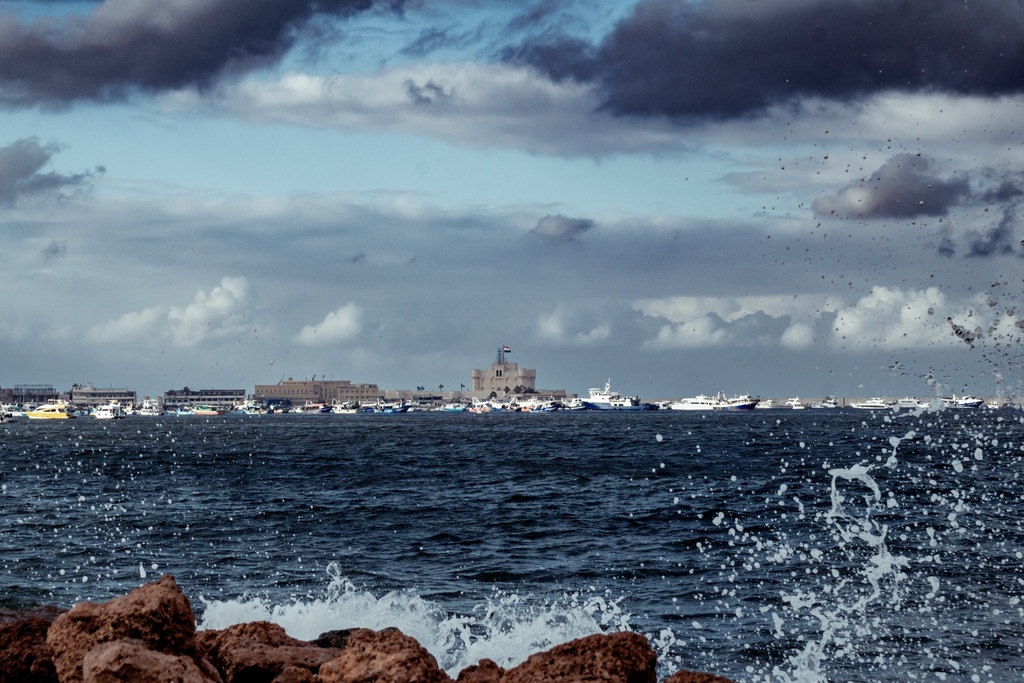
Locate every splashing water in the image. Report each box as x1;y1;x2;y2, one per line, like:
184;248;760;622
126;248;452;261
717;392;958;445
198;561;636;675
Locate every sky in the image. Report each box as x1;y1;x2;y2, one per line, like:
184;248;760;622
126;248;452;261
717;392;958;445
2;0;1024;401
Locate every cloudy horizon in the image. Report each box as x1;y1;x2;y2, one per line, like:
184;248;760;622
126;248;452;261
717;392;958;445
2;0;1024;400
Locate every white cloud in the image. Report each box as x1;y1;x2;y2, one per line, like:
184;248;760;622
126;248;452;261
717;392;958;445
830;286;974;350
294;302;363;347
167;63;688;157
636;288;1024;353
85;276;251;347
780;323;815;350
645;315;731;350
85;306;164;344
536;306;611;346
167;276;249;346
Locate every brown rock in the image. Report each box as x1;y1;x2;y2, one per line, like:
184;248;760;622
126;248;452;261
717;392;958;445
455;658;504;683
46;574;201;683
272;666;319;683
502;632;656;683
318;627;452;683
663;672;735;683
198;621;339;682
82;639;218;683
0;616;59;683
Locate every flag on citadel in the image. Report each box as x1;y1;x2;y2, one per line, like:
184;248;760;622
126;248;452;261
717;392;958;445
503;345;511;352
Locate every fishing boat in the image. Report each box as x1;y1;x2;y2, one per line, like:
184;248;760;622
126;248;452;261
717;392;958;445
192;404;225;416
137;399;163;416
582;380;656;410
25;402;76;419
330;400;360;414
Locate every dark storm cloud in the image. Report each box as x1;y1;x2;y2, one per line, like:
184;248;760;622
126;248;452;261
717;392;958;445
812;154;970;219
508;0;1024;119
527;214;594;243
0;0;401;106
966;207;1019;257
0;138;99;204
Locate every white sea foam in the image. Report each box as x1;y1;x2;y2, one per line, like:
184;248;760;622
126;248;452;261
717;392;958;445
197;561;637;675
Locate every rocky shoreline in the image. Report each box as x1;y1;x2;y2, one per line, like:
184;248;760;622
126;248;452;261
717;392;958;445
0;575;734;683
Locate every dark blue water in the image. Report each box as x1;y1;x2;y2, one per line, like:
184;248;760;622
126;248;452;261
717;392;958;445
2;409;1023;682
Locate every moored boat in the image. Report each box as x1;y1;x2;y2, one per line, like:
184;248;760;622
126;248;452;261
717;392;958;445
785;397;806;410
850;397;891;410
94;401;126;419
942;394;984;409
25;402;76;419
582;380;656;410
192;404;225;416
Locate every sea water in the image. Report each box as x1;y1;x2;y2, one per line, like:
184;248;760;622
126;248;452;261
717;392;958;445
1;409;1022;682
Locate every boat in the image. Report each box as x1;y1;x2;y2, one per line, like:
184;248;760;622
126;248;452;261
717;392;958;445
560;397;586;410
192;404;225;416
669;391;759;411
809;397;839;409
715;392;759;411
755;398;776;409
174;407;194;416
894;397;927;410
582;380;657;410
510;397;560;412
330;400;360;414
668;394;718;411
365;398;410;414
25;402;76;419
850;397;891;410
0;410;17;423
299;401;332;414
439;402;468;412
942;395;985;409
784;398;806;410
93;401;126;419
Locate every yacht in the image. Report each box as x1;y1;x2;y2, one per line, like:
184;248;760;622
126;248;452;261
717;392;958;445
850;397;892;410
26;402;76;419
785;397;806;410
94;401;126;419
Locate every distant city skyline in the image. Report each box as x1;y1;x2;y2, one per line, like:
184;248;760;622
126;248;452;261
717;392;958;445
2;1;1023;400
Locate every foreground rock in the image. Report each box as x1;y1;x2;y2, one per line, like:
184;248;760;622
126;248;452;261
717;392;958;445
2;575;734;683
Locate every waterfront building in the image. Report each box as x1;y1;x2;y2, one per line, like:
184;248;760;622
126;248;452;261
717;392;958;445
468;345;567;400
11;384;60;405
163;387;245;411
69;383;137;408
252;378;380;406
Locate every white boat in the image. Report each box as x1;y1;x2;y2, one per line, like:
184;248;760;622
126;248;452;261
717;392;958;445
809;397;839;409
668;394;718;411
94;401;126;419
850;397;891;410
0;410;17;423
785;397;806;410
330;400;360;414
560;397;586;410
582;380;653;410
510;397;560;412
667;390;758;411
894;397;927;410
25;402;76;419
942;394;984;409
136;401;161;417
755;398;775;409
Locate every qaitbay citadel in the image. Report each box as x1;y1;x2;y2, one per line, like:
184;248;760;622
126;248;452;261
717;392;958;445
0;345;568;412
